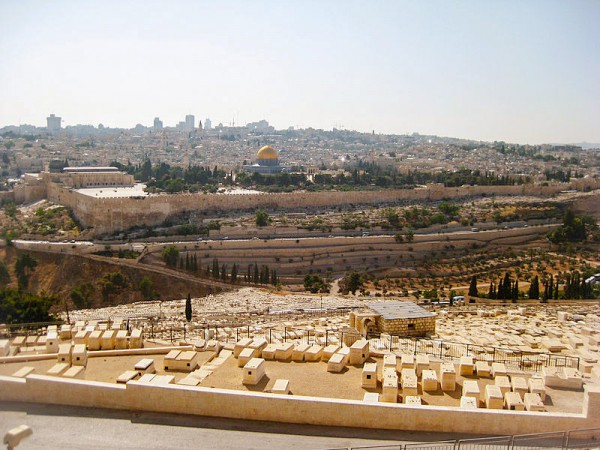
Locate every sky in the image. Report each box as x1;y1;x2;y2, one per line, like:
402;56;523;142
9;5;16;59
0;0;599;144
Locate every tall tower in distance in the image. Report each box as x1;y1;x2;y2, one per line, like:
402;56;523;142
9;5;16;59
185;115;195;131
46;114;61;132
153;117;163;130
204;118;212;130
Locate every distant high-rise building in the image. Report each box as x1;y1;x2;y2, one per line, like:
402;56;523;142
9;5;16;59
204;118;212;130
153;117;163;130
185;115;195;131
46;114;61;132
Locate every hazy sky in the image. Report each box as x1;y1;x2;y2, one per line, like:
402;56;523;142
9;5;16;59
1;1;599;144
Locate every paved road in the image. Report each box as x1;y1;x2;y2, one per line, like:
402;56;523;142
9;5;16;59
0;402;474;449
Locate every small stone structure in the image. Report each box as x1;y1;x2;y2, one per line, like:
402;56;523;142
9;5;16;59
352;301;436;337
243;358;266;385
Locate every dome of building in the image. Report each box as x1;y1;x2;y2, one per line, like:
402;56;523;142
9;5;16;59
257;145;278;160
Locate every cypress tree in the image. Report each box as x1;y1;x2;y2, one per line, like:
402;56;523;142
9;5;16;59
468;275;478;297
212;258;219;279
231;264;238;283
185;293;192;322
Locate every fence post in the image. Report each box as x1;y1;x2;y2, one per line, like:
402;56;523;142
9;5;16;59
170;326;173;343
326;330;328;346
247;325;250;339
269;328;272;343
183;324;186;341
236;328;239;341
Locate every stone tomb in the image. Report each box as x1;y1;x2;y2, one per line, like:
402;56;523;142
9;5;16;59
242;358;266;385
170;351;199;372
381;368;399;403
524;392;545;412
383;354;397;372
129;329;143;348
511;376;529;397
117;370;140;383
401;368;418;397
0;339;10;357
233;338;253;357
115;330;129;349
363;392;379;404
274;343;294;361
475;361;491;378
421;369;438;392
405;396;422;406
12;367;35;378
415;354;430;377
292;343;310;361
542;367;583;390
327;353;346;373
459;356;474;376
57;343;72;364
271;379;290;395
101;330;116;350
460;396;478;409
462;379;480;402
87;330;102;351
400;354;414;370
361;362;378;388
45;331;59;353
305;345;323;362
504;391;525;411
134;358;156;375
349;339;369;366
73;329;89;345
60;324;72;340
495;375;511;396
322;345;340;362
439;363;456;391
484;385;504;409
491;362;507;378
62;366;85;379
248;338;268;358
47;363;70;376
528;377;546;401
261;344;278;360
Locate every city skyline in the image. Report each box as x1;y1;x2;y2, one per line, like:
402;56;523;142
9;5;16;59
1;0;599;145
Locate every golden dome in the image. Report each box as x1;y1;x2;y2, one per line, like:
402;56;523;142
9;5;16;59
257;145;278;160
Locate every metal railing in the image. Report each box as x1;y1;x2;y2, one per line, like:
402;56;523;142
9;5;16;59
331;427;600;450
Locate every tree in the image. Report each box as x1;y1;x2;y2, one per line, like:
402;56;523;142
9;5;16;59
468;275;478;297
0;261;10;288
528;275;539;300
231;263;238;283
255;209;270;227
139;276;156;300
405;228;414;242
185;293;192;322
15;253;37;290
303;274;330;293
0;288;56;323
339;272;363;295
3;140;15;150
98;271;128;304
162;246;179;267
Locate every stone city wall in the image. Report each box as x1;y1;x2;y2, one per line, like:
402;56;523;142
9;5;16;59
1;373;600;436
14;176;600;235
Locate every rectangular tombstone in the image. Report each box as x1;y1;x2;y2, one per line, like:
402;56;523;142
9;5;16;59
361;362;378;388
57;343;72;364
177;376;201;386
459;356;475;376
0;339;10;356
101;330;116;350
12;336;26;347
261;344;278;360
327;353;346;373
47;362;70;376
73;329;89;345
138;373;156;384
322;344;340;362
305;345;323;362
45;331;59;354
117;370;140;383
439;362;456;392
511;376;528;396
205;340;221;353
242;358;266;385
475;361;491;378
528;377;546;401
249;338;268;358
12;367;35;378
129;329;143;348
134;358;156;374
60;325;72;340
73;344;88;367
274;342;294;361
163;350;181;371
485;384;504;409
115;330;129;349
400;354;414;370
152;375;175;386
291;343;310;362
404;395;421;406
381;370;399;403
504;391;524;411
462;379;480;401
234;338;253;358
349;339;369;365
401;369;418;397
524;392;545;412
271;379;290;395
491;362;507;378
62;365;85;379
238;347;255;367
363;392;379;404
87;330;102;351
460;396;478;409
415;354;430;377
25;335;38;347
172;351;199;372
495;375;511;396
383;354;397;372
422;369;438;392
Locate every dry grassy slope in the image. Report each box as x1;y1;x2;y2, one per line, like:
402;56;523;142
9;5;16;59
1;247;212;310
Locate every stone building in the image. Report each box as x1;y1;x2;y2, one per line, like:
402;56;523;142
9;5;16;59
243;145;285;175
351;301;436;337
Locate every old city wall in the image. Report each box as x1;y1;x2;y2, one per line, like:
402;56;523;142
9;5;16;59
15;177;600;235
1;373;600;436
